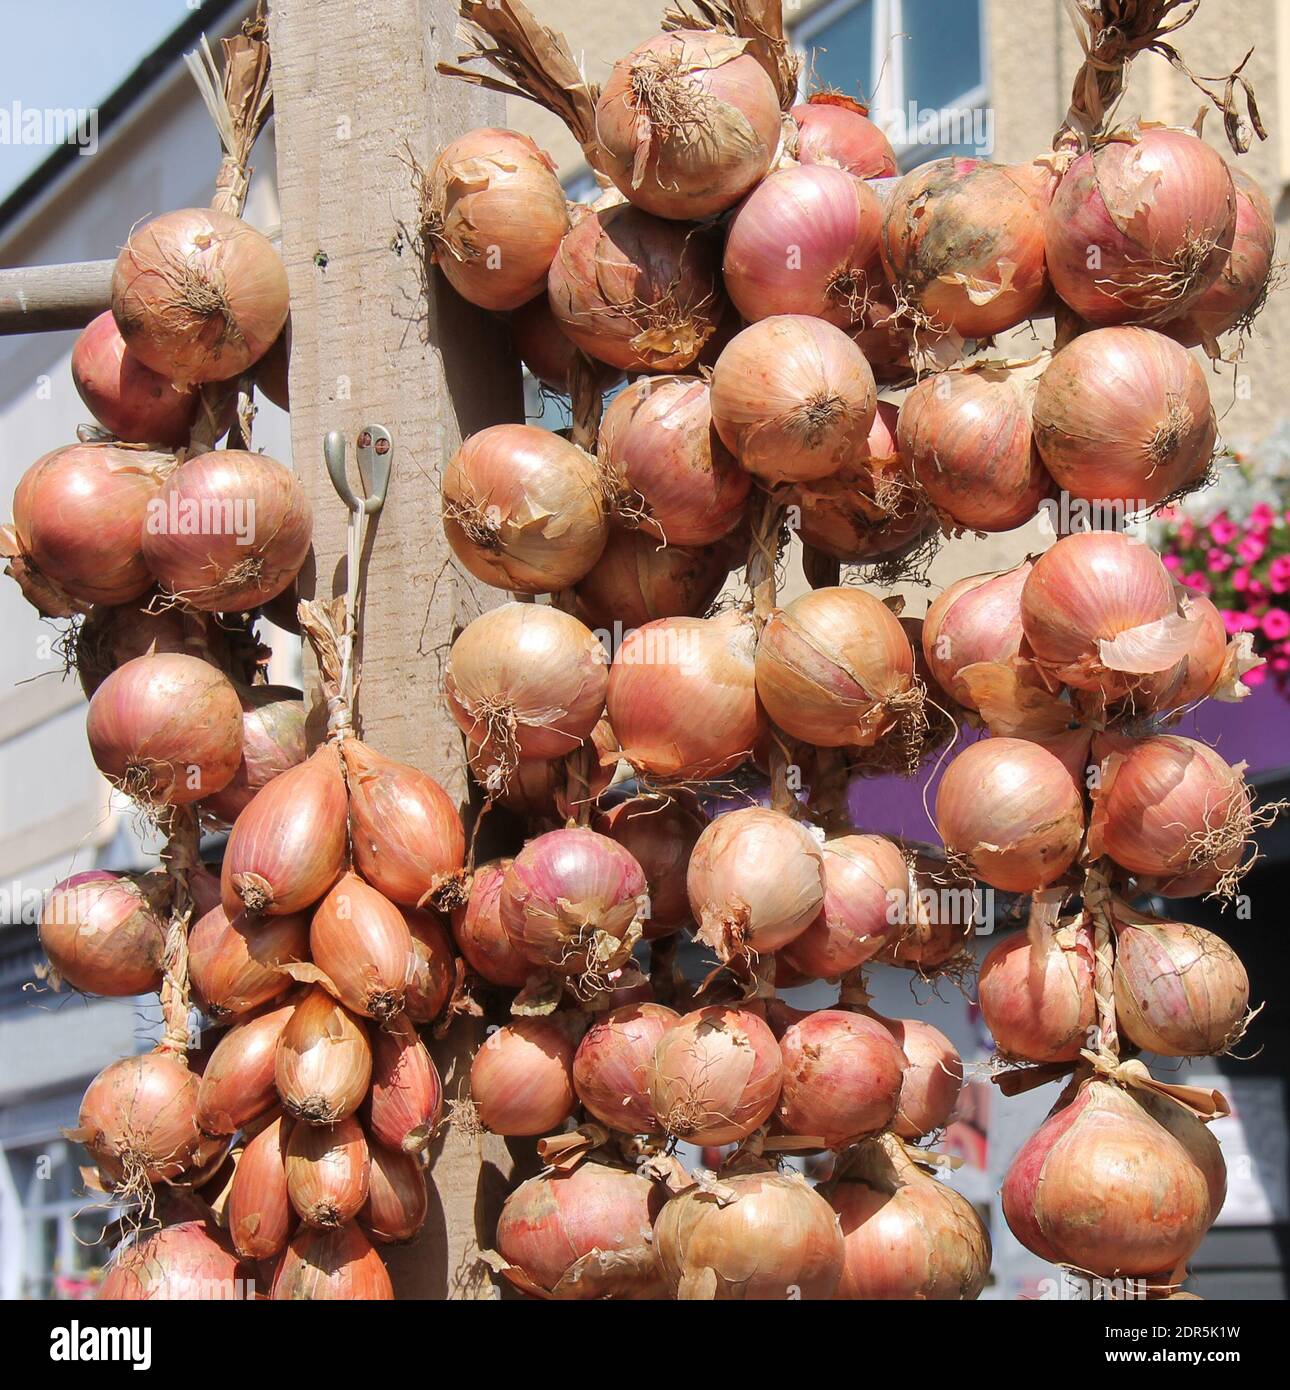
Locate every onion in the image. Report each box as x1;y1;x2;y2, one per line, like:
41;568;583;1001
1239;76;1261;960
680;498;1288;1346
76;1051;201;1185
978;921;1096;1063
898;368;1052;532
310;873;414;1024
99;1221;247;1300
574;527;730;631
594;793;705;935
470;1015;578;1137
778;1009;907;1147
922;562;1033;709
273;1222;393;1300
221;744;349;917
368;1015;442;1154
510;292;622;394
656;1168;844;1300
201;685;306;825
780;834;908;979
442;424;607;593
598;376;750;545
1136;593;1233;713
573;1002;678;1134
1088;734;1250;892
792;95;896;178
427;128;570;310
496;1159;669;1299
499;827;647;983
1112;905;1249;1057
849;278;927;383
228;1115;296;1261
403;908;456;1023
710;315;877;484
829;1134;990;1299
1163;169;1277;349
188;903;308;1019
275;987;372;1125
1033;328;1216;508
142;449;312;611
877;857;977;972
756;586;918;747
723;165;883;325
1019;530;1197;697
874;1015;964;1140
111;207;290;387
595;31;781;219
687;808;825;958
648;1005;783;1144
446;604;608;775
39;870;167;996
547;204;723;371
11;443;167;606
285;1115;370;1229
363;1144;428;1244
342;741;465;909
467;717;617;818
72;601;228;699
450;860;529;987
936;738;1085;892
1045;127;1236;326
1003;1078;1222;1278
879;158;1049;336
196;1000;295;1135
87;653;243;805
72;310;199;444
608;609;763;781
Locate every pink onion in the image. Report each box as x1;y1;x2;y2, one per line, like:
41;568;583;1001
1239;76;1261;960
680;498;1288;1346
451;860;530;987
39;870;167;997
922;562;1034;709
368;1015;443;1154
574;527;731;631
310;873;414;1024
595;793;706;936
978;920;1097;1063
188;902;308;1020
201;685;306;825
72;310;199;445
778;1009;906;1148
573;1002;678;1134
792;95;896;177
471;1015;578;1137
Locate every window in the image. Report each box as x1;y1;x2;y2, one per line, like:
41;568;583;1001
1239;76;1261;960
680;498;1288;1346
793;0;989;168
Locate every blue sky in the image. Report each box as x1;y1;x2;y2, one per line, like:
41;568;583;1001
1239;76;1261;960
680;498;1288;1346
0;0;199;200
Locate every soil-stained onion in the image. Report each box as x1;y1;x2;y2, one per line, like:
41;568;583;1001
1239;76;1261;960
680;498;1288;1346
573;1002;678;1134
72;310;199;445
188;903;307;1019
39;871;167;997
470;1016;578;1137
978;921;1097;1063
274;987;372;1125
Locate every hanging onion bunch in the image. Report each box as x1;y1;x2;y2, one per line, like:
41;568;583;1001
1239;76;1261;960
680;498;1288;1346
39;870;168;997
977;920;1097;1063
72;311;200;445
791;94;897;178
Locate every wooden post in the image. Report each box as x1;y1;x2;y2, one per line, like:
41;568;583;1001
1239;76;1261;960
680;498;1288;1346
267;0;525;1298
0;260;114;333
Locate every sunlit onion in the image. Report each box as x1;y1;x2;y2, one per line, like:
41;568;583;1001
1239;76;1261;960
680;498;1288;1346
451;861;530;987
285;1115;370;1229
778;1009;906;1148
978;921;1096;1063
470;1015;578;1137
188;903;307;1019
76;1050;201;1185
310;873;414;1024
573;1002;678;1134
99;1221;247;1300
874;1015;964;1141
201;684;306;825
72;310;199;445
274;987;372;1125
39;870;167;997
273;1221;393;1300
228;1115;295;1261
368;1015;442;1154
922;562;1034;709
792;95;896;178
196;999;295;1135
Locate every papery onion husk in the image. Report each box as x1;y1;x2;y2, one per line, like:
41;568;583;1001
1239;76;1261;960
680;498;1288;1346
39;870;168;997
1112;904;1250;1057
710;315;877;485
368;1015;443;1154
111;207;290;387
285;1114;370;1229
510;292;622;394
936;738;1085;892
76;1050;202;1187
427;127;570;310
574;526;730;631
450;859;529;987
73;310;199;445
1045;127;1236;327
275;987;372;1125
594;793;706;935
648;1005;783;1145
898;367;1053;532
221;744;349;917
829;1133;990;1299
655;1168;844;1300
470;1015;578;1137
1032;327;1216;509
467;717;617;819
1134;593;1239;713
99;1220;249;1300
141;450;313;611
446;603;608;775
573;1002;678;1134
343;740;465;909
978;920;1096;1063
273;1221;393;1300
791;95;897;178
201;685;306;825
188;903;308;1020
197;1000;296;1136
87;652;243;806
780;834;908;980
922;562;1034;709
1003;1077;1223;1278
547;204;723;371
879;158;1049;337
598;375;750;546
229;1115;296;1261
499;827;647;983
778;1009;907;1148
442;424;608;593
872;1014;964;1141
402;908;456;1024
723;164;883;325
756;586;918;748
362;1143;428;1244
495;1158;669;1299
11;443;169;607
310;873;414;1025
687;808;825;958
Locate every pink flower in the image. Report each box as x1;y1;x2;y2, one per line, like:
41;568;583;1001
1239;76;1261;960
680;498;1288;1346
1249;580;1268;602
1207;549;1233;572
1250;503;1276;532
1233;567;1252;592
1177;518;1196;545
1222;609;1259;634
1261;608;1290;641
1209;516;1239;546
1162;553;1183;573
1182;572;1212;596
1246;665;1268;687
1269;556;1290;593
1237;535;1266;565
1273;655;1290;673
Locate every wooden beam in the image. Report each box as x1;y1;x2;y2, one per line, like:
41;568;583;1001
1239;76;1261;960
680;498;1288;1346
0;260;113;334
267;0;526;1299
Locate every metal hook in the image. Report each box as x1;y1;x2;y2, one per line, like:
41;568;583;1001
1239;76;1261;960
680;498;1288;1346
324;425;392;515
